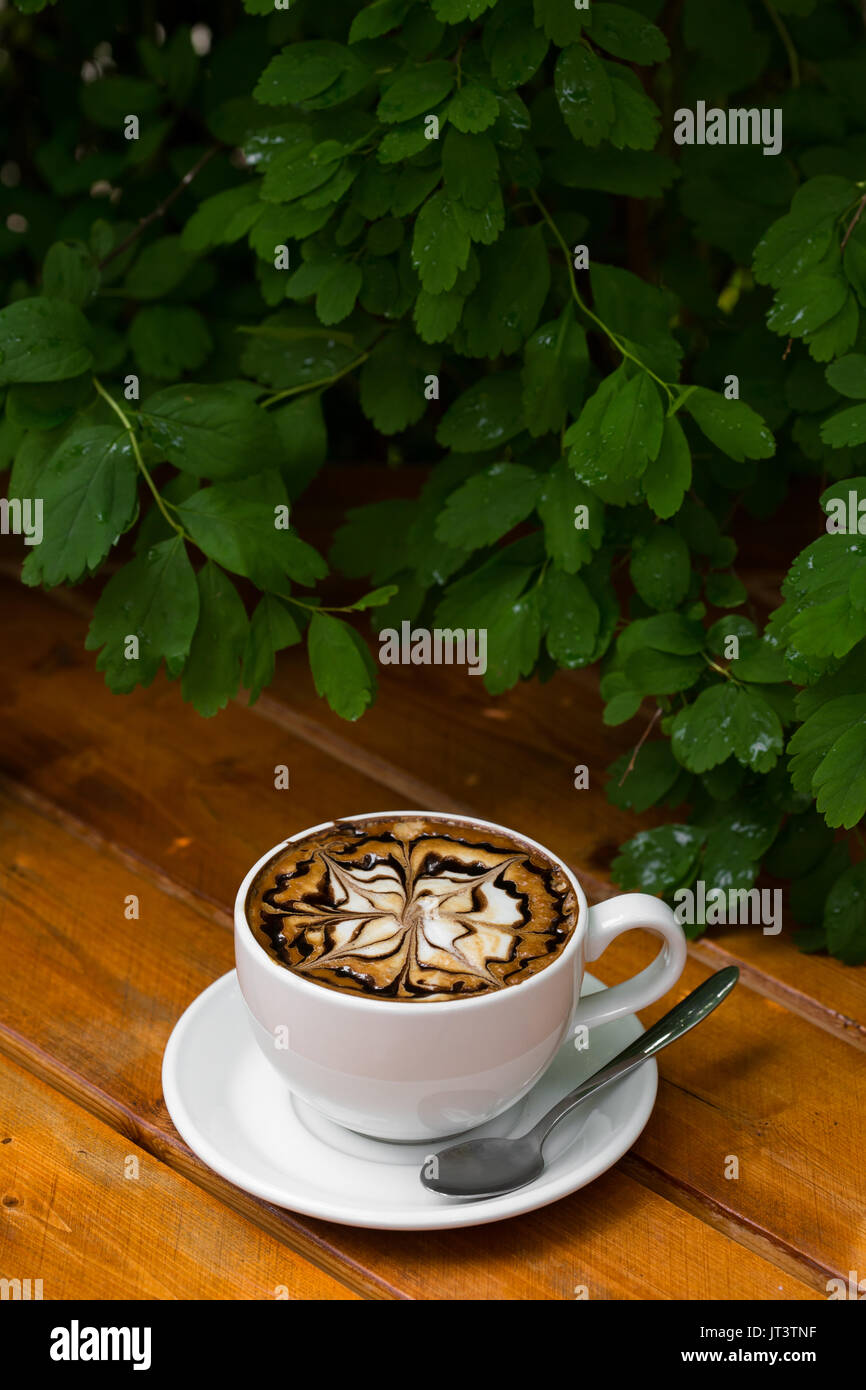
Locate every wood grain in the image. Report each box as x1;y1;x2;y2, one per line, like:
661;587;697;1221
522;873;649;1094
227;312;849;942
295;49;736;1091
0;1054;359;1300
0;775;841;1298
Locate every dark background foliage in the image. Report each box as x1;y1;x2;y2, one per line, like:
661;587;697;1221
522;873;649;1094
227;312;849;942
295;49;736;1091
2;0;866;962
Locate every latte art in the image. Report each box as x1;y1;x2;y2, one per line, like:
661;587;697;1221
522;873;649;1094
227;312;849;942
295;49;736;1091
245;817;578;1001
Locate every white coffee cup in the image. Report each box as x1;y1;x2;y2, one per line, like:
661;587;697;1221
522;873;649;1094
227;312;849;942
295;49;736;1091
234;811;688;1142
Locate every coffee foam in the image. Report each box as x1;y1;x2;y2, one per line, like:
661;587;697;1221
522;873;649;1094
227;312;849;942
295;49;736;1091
245;816;578;1002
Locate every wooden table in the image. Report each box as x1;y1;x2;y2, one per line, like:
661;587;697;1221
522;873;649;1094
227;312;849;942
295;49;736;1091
0;482;863;1301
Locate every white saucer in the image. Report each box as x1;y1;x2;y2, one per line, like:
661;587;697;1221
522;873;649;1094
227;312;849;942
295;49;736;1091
162;971;657;1231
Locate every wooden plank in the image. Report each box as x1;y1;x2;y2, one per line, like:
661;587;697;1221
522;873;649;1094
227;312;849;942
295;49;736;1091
0;1054;359;1300
0;785;822;1300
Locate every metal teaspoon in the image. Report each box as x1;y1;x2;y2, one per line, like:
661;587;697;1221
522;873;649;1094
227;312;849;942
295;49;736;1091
421;965;739;1199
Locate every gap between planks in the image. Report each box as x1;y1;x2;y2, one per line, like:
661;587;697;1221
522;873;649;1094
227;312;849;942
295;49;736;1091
0;773;848;1296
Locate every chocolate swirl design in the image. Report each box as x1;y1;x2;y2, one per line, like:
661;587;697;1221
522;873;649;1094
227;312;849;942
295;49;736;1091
245;817;578;1001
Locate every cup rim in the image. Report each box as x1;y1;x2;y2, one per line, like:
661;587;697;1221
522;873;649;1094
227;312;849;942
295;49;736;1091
234;810;588;1016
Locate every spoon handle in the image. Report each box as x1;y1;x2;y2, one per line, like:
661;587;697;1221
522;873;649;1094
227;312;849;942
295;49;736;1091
527;966;739;1147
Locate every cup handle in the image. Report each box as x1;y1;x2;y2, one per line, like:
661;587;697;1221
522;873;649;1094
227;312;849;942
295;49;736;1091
575;892;688;1028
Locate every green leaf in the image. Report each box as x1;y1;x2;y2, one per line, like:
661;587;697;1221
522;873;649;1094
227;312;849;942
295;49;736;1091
599;372;664;482
255;43;362;106
431;0;497;22
821;402;866;449
176;480;327;590
81;76;161;129
85;537;199;692
753;176;855;288
123;236;196;299
685;387;775;462
490;18;548;89
42;240;99;307
607;741;683;813
242;594;302;705
358;329;439;434
625;648;703;695
129;306;212;380
458;227;550;358
20;427;137;588
823;862;866;965
378;61;454;122
611;824;704;894
140;385;284;479
605;63;661;151
272;392;328;499
411;192;471;293
825;353;866;399
435;462;539;549
0;297;92;385
448;82;500;133
589;5;669;64
629;525;691;610
671;683;783;774
483;590;542;695
308;612;377;720
443;130;499;209
181;563;249;717
349;0;414;42
533;0;589;47
540;568;600;667
239;309;361;391
6;375;92;431
353;585;400;610
182;184;263;252
705;571;748;607
555;44;614;147
767;272;848;340
316;261;363;325
437;373;527;451
537;458;603;573
642;415;691;518
521;307;589;437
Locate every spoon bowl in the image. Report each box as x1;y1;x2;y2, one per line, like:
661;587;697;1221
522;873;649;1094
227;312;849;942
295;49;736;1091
422;966;739;1199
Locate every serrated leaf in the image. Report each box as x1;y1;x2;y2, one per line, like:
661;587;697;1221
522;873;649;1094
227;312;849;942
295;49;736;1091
590;5;669;64
181;562;249;717
242;594;302;705
308;612;377;720
436;373;526;451
140;385;284;478
377;61;454;122
20;427;137;588
0;297;92;385
448;82;500;133
521;308;589;437
612;824;704;894
411;192;472;293
823;862;866;964
130;306;211;380
642;414;691;518
175;476;326;591
629;524;690;610
85;537;199;692
540;567;600;667
685;386;775;462
537;458;603;573
435;462;538;549
42;240;99;307
555;44;614;147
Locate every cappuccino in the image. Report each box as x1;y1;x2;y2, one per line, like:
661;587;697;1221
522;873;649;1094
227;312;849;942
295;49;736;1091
245;815;578;1002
